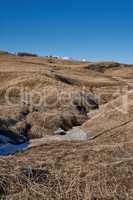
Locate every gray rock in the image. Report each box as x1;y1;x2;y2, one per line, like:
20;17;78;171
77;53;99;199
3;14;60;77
54;128;66;135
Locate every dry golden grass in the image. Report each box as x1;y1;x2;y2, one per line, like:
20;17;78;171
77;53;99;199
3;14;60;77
0;54;133;199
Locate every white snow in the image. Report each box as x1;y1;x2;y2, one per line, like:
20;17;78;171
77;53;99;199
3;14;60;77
61;57;71;60
82;59;87;62
65;127;87;141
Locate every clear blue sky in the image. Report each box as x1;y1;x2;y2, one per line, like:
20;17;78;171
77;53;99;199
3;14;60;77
0;0;133;63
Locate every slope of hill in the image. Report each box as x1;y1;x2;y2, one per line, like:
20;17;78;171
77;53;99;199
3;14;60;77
0;53;133;199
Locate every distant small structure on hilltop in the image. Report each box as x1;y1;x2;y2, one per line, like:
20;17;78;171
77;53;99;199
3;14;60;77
17;52;38;57
82;59;87;62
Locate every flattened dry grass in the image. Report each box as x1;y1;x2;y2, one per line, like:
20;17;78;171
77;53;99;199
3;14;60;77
0;141;133;200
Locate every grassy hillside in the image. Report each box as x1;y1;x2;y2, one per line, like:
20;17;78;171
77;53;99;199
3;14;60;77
0;53;133;199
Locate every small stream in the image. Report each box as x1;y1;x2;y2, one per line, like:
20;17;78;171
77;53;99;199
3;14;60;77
0;134;29;156
0;142;29;156
0;127;87;156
